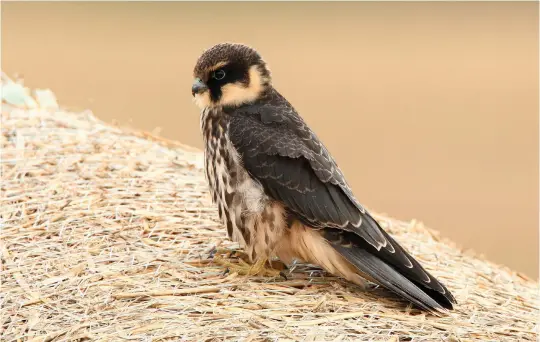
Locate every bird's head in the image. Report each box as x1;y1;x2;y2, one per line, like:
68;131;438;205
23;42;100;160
191;43;271;110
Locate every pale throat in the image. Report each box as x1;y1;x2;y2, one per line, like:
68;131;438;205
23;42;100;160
193;65;268;110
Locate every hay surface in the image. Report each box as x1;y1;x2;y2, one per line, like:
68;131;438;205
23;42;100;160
1;75;538;341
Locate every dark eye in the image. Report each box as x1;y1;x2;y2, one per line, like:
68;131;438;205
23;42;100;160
212;69;226;80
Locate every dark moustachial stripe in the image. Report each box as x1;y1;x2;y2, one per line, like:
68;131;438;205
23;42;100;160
206;61;251;103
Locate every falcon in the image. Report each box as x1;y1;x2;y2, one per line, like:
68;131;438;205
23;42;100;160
191;42;456;313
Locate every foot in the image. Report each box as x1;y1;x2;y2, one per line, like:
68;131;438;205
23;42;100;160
212;252;287;279
207;247;249;261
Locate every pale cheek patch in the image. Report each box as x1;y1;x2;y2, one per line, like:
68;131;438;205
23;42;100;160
193;92;211;110
219;65;267;107
220;83;255;107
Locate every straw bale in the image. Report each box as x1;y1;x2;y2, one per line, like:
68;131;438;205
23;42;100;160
1;74;538;341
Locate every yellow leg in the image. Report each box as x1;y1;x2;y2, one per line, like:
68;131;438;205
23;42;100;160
211;250;287;278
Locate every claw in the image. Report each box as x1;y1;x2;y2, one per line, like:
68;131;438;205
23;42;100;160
212;251;290;279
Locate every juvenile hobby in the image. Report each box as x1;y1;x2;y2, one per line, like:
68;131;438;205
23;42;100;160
191;42;456;313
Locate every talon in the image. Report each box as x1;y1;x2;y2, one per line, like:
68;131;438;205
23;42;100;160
213;254;285;278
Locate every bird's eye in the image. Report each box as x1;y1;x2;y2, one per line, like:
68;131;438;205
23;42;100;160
212;69;226;80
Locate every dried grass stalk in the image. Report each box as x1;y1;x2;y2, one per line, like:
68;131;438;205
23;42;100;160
1;74;538;341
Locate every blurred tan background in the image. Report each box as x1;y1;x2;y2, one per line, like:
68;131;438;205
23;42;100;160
2;2;538;278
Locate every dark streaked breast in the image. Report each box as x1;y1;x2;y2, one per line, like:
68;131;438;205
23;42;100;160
200;108;254;247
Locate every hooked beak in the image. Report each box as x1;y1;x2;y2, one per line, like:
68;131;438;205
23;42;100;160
191;78;208;96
